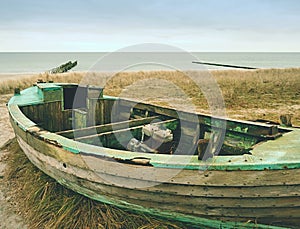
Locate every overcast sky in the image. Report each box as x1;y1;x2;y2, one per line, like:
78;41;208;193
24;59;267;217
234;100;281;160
0;0;299;52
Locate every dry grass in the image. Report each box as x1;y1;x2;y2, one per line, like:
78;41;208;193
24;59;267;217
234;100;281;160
88;69;300;125
2;139;184;229
1;68;300;125
213;68;300;124
0;72;83;95
106;69;300;125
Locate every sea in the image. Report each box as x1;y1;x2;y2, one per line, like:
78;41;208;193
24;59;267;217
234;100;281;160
0;52;300;75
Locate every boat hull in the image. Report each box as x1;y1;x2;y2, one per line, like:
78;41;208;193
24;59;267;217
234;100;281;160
11;118;299;229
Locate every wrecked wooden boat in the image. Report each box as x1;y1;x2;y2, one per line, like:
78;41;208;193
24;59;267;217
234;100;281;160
7;82;300;228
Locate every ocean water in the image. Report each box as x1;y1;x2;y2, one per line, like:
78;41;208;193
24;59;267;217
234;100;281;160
0;52;300;74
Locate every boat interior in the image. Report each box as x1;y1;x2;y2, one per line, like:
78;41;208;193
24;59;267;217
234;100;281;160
19;83;289;159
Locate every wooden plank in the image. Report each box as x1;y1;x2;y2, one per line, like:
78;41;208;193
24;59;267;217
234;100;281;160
76;126;140;141
44;103;51;131
32;104;38;123
36;104;44;125
81;179;300;209
20;106;29;118
35;101;63;132
144;183;300;199
51;102;62;132
88;98;115;125
56;102;63;132
79;153;300;187
98;99;105;125
86;98;96;126
28;105;35;122
115;195;300;219
62;110;72;130
73;109;87;129
56;115;161;138
76;118;177;141
57;170;300;221
20;105;44;127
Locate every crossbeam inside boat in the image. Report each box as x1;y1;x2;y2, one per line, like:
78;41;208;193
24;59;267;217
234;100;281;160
55;115;162;139
74;118;177;141
72;118;178;153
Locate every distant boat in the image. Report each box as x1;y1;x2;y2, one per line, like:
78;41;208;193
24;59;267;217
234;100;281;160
8;82;300;229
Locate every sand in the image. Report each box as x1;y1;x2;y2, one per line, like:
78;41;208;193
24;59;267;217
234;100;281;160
0;94;26;228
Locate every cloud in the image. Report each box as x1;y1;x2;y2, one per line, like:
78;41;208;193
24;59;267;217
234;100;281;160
0;0;300;51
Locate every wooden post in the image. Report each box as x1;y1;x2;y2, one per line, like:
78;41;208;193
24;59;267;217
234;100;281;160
280;114;292;127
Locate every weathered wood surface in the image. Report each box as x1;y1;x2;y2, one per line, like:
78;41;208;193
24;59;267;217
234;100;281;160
18;135;300;227
280;114;292;127
21;102;72;132
74;118;177;141
56;116;161;138
48;60;77;74
12;119;300;228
